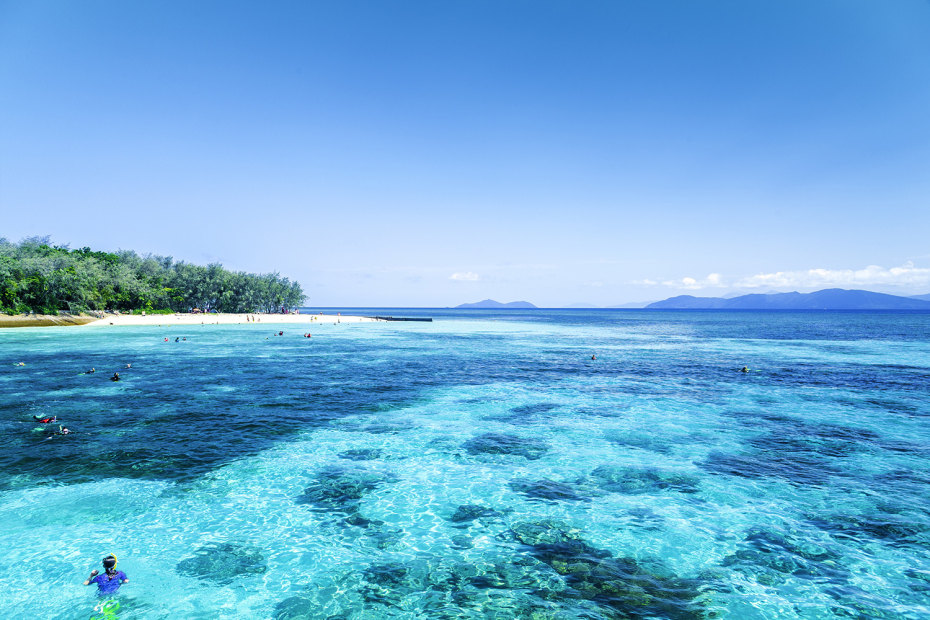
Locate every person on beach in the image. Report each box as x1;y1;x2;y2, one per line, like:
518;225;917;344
111;372;120;381
84;555;128;595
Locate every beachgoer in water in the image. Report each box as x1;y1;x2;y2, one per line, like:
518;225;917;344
111;372;120;382
279;331;284;336
164;338;168;342
84;368;96;374
125;363;132;369
34;415;57;423
84;555;128;595
740;366;750;373
175;337;180;342
591;354;597;360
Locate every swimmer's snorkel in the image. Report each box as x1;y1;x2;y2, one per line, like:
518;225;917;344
102;554;117;575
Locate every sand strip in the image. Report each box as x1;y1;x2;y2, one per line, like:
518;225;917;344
0;314;100;328
81;312;378;327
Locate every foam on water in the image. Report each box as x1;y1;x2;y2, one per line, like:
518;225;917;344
1;311;929;618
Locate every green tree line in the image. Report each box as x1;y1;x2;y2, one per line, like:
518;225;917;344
0;237;305;315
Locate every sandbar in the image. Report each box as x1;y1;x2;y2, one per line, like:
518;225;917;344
0;313;377;328
83;313;378;327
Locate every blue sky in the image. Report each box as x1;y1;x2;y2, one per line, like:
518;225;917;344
2;0;929;306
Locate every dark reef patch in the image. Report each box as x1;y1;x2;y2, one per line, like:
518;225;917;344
354;552;576;616
175;542;267;584
626;507;667;531
808;513;929;547
591;465;699;494
509;520;705;619
337;448;384;461
719;527;847;587
700;449;842;486
603;430;674;454
511;402;559;415
509;478;590;502
296;465;399;513
273;596;317;620
483;402;561;424
462;433;549;460
448;504;505;524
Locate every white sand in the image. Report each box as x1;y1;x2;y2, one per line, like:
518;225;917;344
82;312;379;327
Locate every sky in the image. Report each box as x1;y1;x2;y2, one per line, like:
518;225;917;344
1;0;929;307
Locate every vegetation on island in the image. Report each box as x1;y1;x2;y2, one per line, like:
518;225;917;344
0;237;305;315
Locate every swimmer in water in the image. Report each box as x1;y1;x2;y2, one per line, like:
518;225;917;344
33;415;57;424
125;363;132;369
84;555;128;595
47;425;71;436
111;372;120;381
740;366;750;373
591;354;597;360
84;368;96;374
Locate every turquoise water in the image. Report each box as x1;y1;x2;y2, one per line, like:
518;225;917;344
1;309;929;619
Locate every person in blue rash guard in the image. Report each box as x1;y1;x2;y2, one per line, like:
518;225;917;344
83;555;128;595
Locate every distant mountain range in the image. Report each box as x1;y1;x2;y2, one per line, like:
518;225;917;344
646;288;930;310
454;299;538;309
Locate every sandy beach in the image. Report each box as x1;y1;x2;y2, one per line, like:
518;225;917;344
0;312;378;328
83;312;379;327
0;314;100;328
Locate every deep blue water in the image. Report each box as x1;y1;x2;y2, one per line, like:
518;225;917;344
1;310;929;619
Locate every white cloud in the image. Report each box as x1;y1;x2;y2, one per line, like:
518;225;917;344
450;272;479;281
654;273;727;290
636;263;930;291
735;263;930;289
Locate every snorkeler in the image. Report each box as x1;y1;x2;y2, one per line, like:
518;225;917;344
33;415;57;423
83;368;96;374
84;554;128;595
111;372;120;381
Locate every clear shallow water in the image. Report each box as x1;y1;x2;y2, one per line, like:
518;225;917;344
1;310;929;619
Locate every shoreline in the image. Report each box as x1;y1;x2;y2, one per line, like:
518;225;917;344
0;312;378;328
0;314;100;328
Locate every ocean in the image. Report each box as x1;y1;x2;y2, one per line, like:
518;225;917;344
0;309;928;619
